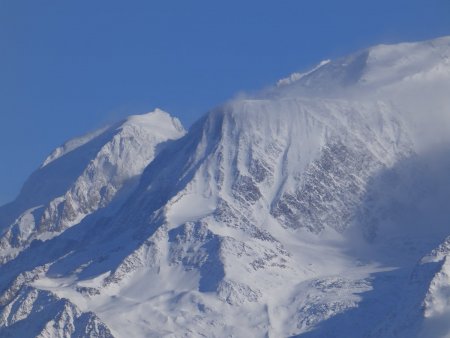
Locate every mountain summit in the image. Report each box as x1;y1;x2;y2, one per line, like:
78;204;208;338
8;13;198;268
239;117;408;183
1;37;450;338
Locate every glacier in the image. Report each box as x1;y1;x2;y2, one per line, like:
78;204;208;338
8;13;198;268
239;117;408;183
1;36;450;337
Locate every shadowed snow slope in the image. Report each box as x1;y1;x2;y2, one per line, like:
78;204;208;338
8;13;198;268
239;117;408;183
1;36;450;338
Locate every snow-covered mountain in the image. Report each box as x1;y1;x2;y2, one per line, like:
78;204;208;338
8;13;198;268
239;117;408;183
0;109;185;265
1;36;450;338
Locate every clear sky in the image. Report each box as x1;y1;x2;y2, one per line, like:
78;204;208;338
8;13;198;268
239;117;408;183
1;0;450;205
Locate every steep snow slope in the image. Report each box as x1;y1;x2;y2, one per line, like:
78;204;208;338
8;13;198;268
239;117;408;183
1;36;450;338
0;109;185;263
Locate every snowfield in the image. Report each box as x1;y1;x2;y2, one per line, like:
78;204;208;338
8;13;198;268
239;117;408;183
1;36;450;337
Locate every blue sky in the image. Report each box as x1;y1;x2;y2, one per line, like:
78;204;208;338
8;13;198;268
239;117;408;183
1;0;450;205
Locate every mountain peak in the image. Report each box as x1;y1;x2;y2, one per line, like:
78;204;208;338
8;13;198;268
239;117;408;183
41;108;184;170
123;108;185;136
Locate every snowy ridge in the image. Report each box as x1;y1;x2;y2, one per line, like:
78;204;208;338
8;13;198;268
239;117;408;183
277;60;331;87
41;126;110;169
1;36;450;337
